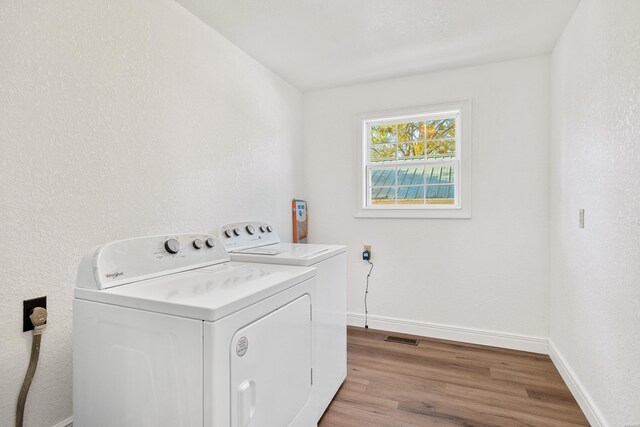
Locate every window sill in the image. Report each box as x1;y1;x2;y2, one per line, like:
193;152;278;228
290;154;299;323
355;207;471;219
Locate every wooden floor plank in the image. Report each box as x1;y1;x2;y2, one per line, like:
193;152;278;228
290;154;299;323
319;326;589;426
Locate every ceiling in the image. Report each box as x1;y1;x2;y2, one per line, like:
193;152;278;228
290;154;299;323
176;0;580;92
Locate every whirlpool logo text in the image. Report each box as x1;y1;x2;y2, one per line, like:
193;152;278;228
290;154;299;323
105;271;124;279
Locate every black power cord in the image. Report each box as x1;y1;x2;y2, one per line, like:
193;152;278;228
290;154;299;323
364;259;373;329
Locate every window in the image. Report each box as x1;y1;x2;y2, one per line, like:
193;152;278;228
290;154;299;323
356;101;471;218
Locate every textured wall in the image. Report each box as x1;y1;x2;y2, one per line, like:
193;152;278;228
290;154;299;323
0;1;302;426
550;0;640;424
303;56;550;342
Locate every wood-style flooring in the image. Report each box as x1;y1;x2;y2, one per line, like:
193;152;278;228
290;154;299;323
319;326;589;426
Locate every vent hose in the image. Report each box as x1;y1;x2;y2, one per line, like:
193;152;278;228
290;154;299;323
16;307;47;427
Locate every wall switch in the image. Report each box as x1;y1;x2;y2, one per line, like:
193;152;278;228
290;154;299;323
23;296;47;332
579;209;585;229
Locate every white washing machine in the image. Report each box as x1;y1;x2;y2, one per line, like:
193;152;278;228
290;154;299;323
218;222;346;420
73;233;317;427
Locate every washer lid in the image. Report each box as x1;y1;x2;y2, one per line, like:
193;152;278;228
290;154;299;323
230;242;346;266
74;261;316;321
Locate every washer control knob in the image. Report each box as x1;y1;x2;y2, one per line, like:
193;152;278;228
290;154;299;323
266;225;273;232
246;225;255;235
224;229;233;238
259;226;267;233
233;227;241;236
164;238;180;254
192;239;203;249
205;237;216;248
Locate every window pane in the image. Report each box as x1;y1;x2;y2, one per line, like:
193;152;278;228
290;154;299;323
369;143;396;162
370;124;396;144
425;165;455;204
397;167;425;185
425;118;455;140
425;165;454;185
397;186;425;205
371;187;396;205
426;185;455;204
425;118;456;158
397;122;425;142
397;142;425;161
370;168;396;186
426;139;455;158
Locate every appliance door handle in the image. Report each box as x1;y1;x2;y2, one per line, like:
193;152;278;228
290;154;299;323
237;380;256;427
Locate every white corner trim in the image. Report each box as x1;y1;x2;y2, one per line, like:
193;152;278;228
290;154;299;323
51;416;72;427
548;340;608;427
347;313;548;354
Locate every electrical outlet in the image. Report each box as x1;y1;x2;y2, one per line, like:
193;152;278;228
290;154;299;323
363;245;372;260
23;296;46;332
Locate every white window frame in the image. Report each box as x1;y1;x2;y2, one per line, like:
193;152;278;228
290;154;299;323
355;100;471;219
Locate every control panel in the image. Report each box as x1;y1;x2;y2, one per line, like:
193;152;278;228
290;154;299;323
76;234;230;290
218;222;280;252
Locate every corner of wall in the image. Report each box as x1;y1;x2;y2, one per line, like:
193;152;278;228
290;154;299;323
547;340;608;427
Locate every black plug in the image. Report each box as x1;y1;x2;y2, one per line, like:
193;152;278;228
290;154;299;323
362;250;371;261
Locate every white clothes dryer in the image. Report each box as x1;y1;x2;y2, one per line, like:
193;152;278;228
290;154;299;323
73;233;317;427
218;222;346;420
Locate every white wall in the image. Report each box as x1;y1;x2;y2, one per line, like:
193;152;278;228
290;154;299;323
0;1;302;426
303;56;550;349
549;0;640;424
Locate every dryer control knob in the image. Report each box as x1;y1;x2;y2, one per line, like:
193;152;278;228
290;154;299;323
233;228;241;236
246;225;255;235
192;239;203;249
205;238;216;248
165;238;181;254
259;226;266;233
224;229;233;238
266;225;273;232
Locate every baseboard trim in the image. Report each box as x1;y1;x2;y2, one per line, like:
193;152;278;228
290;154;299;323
347;313;548;354
548;340;607;427
51;416;72;427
